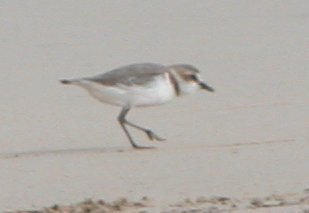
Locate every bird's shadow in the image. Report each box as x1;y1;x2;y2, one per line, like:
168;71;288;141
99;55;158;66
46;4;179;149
0;146;141;160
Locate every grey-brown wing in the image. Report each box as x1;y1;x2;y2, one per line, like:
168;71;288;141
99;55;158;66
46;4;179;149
86;63;167;86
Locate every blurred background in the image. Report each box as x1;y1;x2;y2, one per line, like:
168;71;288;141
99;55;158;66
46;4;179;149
0;1;308;211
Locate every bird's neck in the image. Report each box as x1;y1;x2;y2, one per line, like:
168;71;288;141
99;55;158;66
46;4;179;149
167;71;181;96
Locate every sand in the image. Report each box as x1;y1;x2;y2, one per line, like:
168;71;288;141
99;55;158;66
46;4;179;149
0;1;308;212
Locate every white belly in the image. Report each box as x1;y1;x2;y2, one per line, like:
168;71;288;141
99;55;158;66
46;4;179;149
75;74;175;107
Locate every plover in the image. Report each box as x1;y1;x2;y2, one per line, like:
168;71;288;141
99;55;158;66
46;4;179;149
60;63;214;149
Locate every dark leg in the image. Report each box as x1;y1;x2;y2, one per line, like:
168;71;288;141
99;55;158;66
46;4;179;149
124;120;165;141
118;108;164;149
118;107;158;149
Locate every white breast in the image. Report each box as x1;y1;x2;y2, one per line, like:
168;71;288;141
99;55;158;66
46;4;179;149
121;73;176;107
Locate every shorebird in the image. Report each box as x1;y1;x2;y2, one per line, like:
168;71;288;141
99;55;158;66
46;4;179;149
60;63;214;149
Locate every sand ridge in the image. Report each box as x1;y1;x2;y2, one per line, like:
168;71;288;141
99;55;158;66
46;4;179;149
6;190;309;213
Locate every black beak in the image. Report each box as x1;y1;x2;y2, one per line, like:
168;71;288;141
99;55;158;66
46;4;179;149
199;82;214;92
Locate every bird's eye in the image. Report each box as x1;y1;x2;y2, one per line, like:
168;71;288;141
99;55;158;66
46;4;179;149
189;74;198;81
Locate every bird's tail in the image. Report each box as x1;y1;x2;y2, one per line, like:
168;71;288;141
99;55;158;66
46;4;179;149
60;79;72;84
60;78;86;87
60;79;82;85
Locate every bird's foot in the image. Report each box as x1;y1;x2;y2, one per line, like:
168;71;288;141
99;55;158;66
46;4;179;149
145;130;166;141
132;145;156;150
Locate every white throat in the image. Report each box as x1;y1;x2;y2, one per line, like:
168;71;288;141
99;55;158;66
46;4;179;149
169;68;200;96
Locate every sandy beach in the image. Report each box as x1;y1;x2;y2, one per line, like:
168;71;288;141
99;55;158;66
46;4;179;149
0;1;308;212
